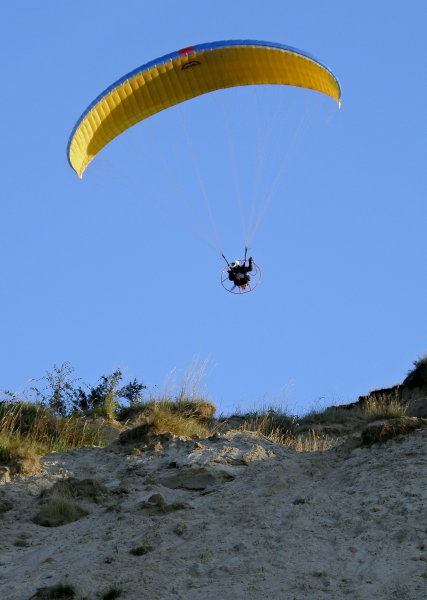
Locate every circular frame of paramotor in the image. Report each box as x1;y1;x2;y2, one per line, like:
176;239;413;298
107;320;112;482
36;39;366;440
221;262;262;294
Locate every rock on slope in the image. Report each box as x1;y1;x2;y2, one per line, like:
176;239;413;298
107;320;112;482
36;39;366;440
0;427;426;600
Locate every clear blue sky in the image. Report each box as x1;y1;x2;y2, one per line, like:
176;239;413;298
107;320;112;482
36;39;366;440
1;1;426;416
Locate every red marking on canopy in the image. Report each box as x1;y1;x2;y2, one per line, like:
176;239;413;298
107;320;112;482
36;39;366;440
178;46;195;56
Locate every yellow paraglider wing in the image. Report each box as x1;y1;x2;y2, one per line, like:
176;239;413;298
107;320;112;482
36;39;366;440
67;40;341;177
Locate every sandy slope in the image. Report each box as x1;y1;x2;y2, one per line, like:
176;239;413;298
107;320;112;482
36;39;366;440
0;428;426;600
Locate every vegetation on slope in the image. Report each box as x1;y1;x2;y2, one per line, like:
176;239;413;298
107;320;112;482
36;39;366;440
0;357;420;472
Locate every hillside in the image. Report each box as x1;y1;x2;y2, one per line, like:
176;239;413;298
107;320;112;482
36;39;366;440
1;417;426;600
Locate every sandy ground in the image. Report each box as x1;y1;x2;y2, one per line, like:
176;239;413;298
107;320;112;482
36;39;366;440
0;427;426;600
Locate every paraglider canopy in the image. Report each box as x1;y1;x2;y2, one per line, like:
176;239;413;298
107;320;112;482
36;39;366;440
67;40;341;178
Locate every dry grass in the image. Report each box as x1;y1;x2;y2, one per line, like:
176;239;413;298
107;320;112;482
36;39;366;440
235;408;334;451
32;497;88;527
236;408;296;435
32;477;97;527
162;358;210;402
119;398;216;425
1;363;409;468
301;406;364;424
145;404;212;438
117;358;216;432
0;401;106;472
159;398;216;421
0;402;104;447
361;417;422;446
251;426;334;452
301;393;407;426
283;430;335;452
0;434;44;475
362;394;407;419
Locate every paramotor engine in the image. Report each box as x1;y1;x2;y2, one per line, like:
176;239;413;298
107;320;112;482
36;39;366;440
221;260;262;295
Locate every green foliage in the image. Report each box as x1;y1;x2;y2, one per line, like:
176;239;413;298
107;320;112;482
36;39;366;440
119;377;147;404
78;369;147;419
30;362;81;417
2;364;147;419
0;363;146;462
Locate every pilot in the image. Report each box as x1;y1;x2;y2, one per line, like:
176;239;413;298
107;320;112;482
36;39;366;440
228;257;253;288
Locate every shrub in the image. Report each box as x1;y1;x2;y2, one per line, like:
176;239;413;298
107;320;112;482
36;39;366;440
3;363;147;418
79;369;147;420
403;354;427;388
29;362;82;417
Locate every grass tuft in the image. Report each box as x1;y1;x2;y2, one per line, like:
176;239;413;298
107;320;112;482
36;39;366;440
29;583;76;599
0;434;45;475
281;429;335;452
301;406;364;424
237;406;296;436
362;395;407;419
0;401;106;473
233;406;334;451
118;398;216;425
361;418;421;445
149;403;212;437
32;497;88;527
101;589;122;600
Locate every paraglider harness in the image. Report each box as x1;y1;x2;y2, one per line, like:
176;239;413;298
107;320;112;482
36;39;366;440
222;248;254;290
